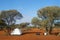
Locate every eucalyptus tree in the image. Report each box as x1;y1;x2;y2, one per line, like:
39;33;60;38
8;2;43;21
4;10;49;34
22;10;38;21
37;6;60;34
0;10;23;35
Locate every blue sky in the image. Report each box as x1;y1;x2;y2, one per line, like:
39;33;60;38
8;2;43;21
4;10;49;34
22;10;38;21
0;0;60;24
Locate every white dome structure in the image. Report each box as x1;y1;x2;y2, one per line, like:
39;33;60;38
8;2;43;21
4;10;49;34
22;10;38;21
11;28;22;35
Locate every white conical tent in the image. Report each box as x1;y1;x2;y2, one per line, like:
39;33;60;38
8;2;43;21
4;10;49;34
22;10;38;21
11;28;22;35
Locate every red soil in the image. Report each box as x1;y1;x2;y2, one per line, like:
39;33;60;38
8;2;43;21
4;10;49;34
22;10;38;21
0;31;6;35
0;28;60;40
52;28;60;33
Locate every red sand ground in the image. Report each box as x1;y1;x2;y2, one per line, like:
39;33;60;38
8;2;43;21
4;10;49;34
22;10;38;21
0;28;60;40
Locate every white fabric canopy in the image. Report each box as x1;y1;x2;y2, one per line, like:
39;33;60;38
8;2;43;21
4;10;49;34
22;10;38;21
11;28;22;35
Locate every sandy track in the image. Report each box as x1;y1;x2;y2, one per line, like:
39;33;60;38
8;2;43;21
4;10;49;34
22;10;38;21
0;34;60;40
0;28;60;40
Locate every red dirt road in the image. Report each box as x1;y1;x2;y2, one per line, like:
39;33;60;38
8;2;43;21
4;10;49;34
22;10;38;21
0;28;60;40
0;34;60;40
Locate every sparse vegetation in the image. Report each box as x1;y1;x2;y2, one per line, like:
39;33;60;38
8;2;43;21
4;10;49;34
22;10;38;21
0;6;60;36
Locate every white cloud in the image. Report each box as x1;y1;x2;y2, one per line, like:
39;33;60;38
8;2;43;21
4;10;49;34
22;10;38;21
16;15;32;24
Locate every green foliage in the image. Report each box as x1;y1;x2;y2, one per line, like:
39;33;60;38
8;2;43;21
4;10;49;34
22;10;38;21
37;6;60;20
37;6;60;33
40;19;48;27
0;10;23;25
31;17;41;28
37;6;60;26
0;10;23;29
0;20;7;30
19;22;30;28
